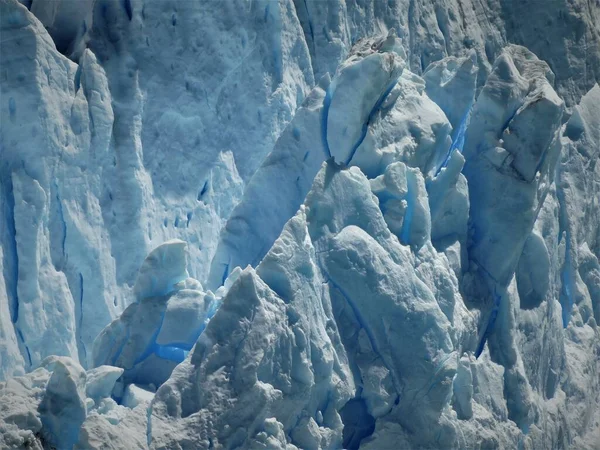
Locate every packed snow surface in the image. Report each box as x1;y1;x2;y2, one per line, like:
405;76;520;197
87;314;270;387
1;0;599;448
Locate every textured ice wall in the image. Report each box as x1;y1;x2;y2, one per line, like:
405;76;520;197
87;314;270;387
1;0;600;448
2;0;599;376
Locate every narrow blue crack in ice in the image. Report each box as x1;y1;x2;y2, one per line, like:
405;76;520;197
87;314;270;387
345;74;402;166
321;79;336;159
557;173;575;328
435;101;472;176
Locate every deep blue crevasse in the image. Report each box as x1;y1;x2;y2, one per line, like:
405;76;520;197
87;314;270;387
1;174;32;366
345;74;402;166
321;79;336;159
435;101;472;177
557;168;575;328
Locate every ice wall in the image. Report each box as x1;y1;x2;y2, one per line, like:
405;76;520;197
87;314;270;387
1;0;599;448
2;0;599;378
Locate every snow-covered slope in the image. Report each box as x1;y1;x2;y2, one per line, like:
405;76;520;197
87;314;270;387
1;0;599;448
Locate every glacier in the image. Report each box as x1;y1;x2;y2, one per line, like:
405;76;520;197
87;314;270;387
1;0;600;448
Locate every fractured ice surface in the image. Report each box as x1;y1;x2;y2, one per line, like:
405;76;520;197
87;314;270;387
1;0;600;448
92;240;219;388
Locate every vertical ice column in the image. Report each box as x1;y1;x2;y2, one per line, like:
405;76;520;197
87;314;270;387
462;45;564;431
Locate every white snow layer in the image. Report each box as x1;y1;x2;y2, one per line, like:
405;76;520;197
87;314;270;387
1;0;599;448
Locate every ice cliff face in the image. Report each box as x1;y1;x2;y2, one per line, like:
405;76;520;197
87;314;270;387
1;0;599;448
